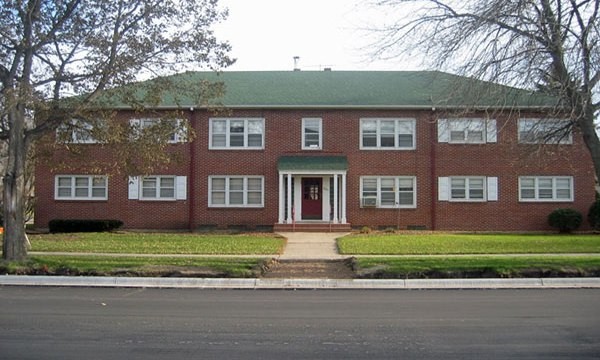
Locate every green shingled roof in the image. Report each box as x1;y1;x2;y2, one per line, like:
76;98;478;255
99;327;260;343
97;70;558;110
278;156;348;171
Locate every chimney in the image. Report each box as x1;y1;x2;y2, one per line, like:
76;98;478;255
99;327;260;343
293;56;301;71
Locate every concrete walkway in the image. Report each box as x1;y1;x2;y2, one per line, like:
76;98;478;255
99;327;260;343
276;232;349;260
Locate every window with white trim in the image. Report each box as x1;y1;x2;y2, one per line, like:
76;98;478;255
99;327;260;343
55;175;107;200
209;176;264;207
519;176;573;202
56;119;98;144
209;118;264;149
302;118;322;150
438;176;498;202
438;118;497;144
130;118;187;143
128;176;187;201
518;118;572;144
360;176;416;208
360;118;415;150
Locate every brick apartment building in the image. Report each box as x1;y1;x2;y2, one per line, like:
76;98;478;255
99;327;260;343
34;71;596;231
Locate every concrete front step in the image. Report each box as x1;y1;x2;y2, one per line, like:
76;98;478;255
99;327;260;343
262;259;355;279
273;223;352;232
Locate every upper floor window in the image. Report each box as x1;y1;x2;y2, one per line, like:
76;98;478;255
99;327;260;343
130;118;187;143
360;176;416;208
302;118;322;150
55;175;107;200
210;118;264;149
438;176;498;202
209;176;264;207
127;175;187;201
360;118;416;150
519;176;573;202
56;119;98;144
518;118;572;144
438;118;497;144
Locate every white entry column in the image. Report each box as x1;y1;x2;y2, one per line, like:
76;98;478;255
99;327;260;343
286;173;293;223
333;174;339;223
278;173;284;223
341;173;347;223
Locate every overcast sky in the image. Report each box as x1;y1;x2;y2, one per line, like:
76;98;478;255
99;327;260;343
214;0;422;71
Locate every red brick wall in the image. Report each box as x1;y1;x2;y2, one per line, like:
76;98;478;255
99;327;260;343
34;108;597;231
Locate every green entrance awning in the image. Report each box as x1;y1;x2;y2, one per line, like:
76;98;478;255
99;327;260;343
278;156;348;171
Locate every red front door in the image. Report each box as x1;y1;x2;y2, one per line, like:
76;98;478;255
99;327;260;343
302;178;322;220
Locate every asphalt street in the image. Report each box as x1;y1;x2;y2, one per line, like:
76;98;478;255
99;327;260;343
1;287;599;359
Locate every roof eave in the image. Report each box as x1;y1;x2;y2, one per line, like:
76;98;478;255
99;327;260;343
101;104;559;111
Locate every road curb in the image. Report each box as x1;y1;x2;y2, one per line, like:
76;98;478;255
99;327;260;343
1;275;599;289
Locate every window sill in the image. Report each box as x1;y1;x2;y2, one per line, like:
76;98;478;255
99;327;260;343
208;205;264;209
55;198;108;201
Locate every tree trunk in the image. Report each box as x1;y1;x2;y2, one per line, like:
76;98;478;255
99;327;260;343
2;108;28;261
577;107;600;192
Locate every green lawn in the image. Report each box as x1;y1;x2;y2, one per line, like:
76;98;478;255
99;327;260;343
3;256;266;278
29;232;286;255
354;256;600;278
338;233;600;255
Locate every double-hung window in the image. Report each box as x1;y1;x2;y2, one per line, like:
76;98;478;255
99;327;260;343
141;176;176;200
450;177;485;201
209;176;264;207
56;119;98;144
210;118;265;149
360;118;415;150
131;118;187;143
302;118;322;149
55;175;107;200
519;176;573;202
438;118;497;143
360;176;416;208
518;118;572;144
128;176;187;201
438;176;498;202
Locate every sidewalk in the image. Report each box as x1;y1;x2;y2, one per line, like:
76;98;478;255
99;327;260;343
276;232;349;260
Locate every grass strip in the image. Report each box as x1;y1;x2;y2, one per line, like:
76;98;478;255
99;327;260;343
354;256;600;278
338;233;600;255
2;256;267;278
29;232;286;255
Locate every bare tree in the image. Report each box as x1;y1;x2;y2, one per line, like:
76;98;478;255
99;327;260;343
368;0;599;177
0;0;233;261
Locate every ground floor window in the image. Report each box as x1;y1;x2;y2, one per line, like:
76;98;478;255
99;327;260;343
209;176;264;207
519;176;573;202
55;175;107;200
450;177;485;201
127;175;187;200
141;176;176;200
438;176;498;202
360;176;416;208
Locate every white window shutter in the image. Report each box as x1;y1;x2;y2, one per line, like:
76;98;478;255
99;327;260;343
486;119;497;143
437;119;449;142
128;176;139;200
176;176;187;200
487;177;498;201
438;177;450;201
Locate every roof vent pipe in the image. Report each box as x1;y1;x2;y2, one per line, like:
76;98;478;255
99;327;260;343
293;56;301;71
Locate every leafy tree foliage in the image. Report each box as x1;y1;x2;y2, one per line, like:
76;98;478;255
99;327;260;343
0;0;233;260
